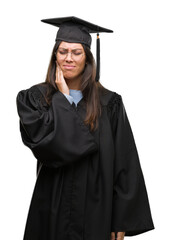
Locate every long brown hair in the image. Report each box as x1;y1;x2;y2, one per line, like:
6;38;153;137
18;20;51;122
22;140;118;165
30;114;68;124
43;41;105;132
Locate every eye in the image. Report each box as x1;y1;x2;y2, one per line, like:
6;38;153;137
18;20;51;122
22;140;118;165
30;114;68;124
58;49;68;55
72;50;83;55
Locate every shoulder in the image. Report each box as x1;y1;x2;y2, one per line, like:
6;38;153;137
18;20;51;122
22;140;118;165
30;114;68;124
17;82;47;96
98;84;122;107
29;82;48;97
17;82;49;108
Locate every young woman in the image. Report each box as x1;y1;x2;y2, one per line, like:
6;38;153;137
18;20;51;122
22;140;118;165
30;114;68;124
16;17;154;240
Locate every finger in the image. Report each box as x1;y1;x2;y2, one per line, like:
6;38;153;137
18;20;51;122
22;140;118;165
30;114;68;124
111;232;115;240
56;64;62;84
59;67;65;83
117;232;125;240
55;63;59;81
58;68;63;83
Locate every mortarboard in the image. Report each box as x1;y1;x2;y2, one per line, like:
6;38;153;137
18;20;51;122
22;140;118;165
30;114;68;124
41;16;113;82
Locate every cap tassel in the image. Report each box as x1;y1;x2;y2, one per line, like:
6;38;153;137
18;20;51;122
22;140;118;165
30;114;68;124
95;33;100;82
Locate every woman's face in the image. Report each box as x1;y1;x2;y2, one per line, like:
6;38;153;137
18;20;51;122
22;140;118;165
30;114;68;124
56;41;86;80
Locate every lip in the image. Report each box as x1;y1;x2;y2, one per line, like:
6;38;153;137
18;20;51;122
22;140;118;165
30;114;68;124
63;65;75;70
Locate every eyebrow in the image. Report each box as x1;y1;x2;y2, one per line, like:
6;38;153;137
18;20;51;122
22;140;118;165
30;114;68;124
58;47;83;51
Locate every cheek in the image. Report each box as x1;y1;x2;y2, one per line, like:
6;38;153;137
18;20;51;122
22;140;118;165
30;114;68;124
78;59;86;72
57;58;62;67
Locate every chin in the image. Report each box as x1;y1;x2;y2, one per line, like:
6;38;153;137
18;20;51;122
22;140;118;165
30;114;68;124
63;73;77;80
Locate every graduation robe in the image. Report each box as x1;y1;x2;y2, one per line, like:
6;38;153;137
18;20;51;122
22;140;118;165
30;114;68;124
16;83;154;240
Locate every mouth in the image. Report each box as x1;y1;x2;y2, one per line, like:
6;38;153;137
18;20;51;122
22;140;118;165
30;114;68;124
63;65;76;70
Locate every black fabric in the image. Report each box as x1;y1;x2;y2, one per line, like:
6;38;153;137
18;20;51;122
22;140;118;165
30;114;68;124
41;16;113;48
16;84;154;240
41;16;113;82
41;16;113;33
95;34;100;82
56;22;92;47
17;85;98;168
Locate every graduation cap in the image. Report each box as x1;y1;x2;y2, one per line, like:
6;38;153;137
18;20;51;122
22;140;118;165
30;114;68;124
41;16;113;82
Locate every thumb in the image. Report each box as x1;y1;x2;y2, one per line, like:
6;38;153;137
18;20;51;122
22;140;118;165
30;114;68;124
111;232;115;240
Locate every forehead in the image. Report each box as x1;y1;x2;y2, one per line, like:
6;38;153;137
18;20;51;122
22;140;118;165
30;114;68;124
59;41;84;50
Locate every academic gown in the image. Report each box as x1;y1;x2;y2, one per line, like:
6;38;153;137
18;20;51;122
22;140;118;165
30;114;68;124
16;83;154;240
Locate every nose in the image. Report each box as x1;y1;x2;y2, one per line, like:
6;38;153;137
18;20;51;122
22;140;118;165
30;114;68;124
65;52;73;61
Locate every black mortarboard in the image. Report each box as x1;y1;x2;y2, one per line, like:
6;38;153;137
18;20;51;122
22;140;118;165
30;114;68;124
41;16;113;82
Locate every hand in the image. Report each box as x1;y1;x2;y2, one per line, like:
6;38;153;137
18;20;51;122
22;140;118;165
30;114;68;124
111;232;125;240
55;62;69;95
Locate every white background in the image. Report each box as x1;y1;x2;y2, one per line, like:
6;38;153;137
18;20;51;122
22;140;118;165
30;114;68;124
0;0;171;239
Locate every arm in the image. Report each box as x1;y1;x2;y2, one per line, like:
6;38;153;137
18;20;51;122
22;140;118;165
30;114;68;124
16;85;98;168
110;94;154;236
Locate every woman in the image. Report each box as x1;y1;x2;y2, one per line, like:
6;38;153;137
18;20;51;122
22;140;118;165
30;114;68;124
16;17;154;240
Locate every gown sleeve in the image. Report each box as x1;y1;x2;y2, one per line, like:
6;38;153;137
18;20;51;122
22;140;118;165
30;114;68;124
16;84;98;168
110;94;154;236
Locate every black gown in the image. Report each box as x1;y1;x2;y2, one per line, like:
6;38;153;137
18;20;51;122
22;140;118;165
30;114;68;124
16;83;154;240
